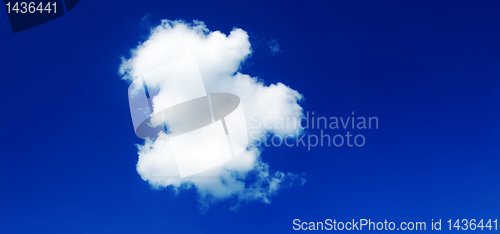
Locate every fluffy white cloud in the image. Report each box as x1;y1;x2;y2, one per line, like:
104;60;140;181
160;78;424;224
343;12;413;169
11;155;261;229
120;20;305;211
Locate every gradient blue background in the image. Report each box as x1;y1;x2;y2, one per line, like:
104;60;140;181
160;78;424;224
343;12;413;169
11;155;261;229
1;0;499;233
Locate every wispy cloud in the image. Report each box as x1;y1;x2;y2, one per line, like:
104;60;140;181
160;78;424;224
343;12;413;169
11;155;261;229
268;39;281;55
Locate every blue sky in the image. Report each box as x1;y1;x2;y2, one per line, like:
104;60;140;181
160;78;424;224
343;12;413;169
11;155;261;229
1;0;499;233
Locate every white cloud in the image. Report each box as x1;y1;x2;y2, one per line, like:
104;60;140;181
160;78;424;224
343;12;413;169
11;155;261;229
120;20;305;211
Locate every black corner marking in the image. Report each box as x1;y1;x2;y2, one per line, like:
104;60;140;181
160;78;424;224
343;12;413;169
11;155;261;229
3;0;79;33
63;0;77;11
